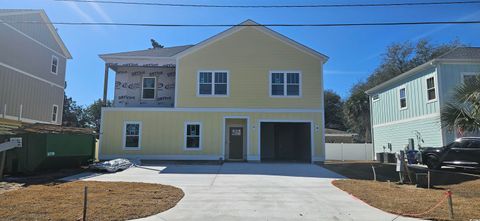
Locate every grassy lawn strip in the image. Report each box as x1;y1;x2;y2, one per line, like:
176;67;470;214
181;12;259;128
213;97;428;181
326;162;480;221
0;181;184;221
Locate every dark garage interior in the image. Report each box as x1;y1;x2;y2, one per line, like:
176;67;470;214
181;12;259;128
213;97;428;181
260;122;311;162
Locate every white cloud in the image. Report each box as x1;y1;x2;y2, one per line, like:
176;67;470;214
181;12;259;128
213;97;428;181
411;9;480;41
65;2;95;23
64;2;107;33
87;2;113;23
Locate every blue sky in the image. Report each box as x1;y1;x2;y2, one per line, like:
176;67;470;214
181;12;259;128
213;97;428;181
2;0;480;105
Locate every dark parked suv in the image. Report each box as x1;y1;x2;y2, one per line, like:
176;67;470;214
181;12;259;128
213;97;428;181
421;137;480;169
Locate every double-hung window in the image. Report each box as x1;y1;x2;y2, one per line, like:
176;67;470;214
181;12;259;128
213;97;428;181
270;71;301;97
399;87;407;109
198;71;228;96
142;77;156;99
51;55;58;74
123;122;141;149
426;77;436;101
271;73;285;96
185;122;201;149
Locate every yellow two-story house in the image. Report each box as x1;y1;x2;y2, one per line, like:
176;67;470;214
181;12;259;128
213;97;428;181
98;20;328;163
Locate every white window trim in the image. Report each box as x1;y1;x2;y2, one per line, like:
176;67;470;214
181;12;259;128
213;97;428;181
141;77;156;100
372;94;380;102
425;75;438;103
461;72;479;84
51;104;58;123
184;121;202;150
398;86;407;110
51;55;58;75
269;71;302;97
122;121;142;150
196;70;230;97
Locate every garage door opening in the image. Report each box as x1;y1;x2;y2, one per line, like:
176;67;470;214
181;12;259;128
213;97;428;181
260;122;311;162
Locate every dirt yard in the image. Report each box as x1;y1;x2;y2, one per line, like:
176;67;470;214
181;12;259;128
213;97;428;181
326;161;480;221
0;181;184;221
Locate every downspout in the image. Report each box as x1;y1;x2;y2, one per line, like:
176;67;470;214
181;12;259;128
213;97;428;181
102;63;110;106
368;94;375;160
320;61;326;163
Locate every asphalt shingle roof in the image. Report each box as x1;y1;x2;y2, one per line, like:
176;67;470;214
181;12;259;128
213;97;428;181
437;47;480;60
100;45;194;58
366;46;480;94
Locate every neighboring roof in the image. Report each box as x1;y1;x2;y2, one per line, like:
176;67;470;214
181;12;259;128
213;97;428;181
0;118;94;135
325;128;357;136
99;45;194;59
436;47;480;60
365;47;480;95
0;9;37;14
0;9;72;59
14;123;95;135
176;19;329;62
0;118;23;135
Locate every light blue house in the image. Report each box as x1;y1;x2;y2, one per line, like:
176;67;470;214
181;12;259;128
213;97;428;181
366;47;480;153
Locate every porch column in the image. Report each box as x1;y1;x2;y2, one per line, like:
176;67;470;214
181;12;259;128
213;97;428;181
102;63;109;106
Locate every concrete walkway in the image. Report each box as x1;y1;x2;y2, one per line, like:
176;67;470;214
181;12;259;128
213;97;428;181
66;163;420;221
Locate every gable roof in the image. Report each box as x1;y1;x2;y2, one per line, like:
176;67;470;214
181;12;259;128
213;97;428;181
365;47;480;95
0;9;72;59
99;45;193;59
99;20;328;63
176;19;329;62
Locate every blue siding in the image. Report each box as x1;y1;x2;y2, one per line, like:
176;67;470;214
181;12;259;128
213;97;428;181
373;115;443;153
371;62;480;152
371;67;440;126
439;63;480;103
438;63;480;143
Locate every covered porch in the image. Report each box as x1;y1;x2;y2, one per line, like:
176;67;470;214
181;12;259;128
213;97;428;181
99;45;193;107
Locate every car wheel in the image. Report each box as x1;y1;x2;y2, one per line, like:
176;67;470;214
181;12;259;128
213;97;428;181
426;155;440;170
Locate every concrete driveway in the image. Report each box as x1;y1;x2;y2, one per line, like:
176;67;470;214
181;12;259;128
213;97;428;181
67;163;419;221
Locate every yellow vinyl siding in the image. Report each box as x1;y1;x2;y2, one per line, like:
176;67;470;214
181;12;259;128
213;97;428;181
100;110;324;160
177;26;323;109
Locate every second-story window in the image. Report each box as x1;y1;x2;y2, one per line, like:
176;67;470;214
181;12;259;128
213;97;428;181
198;71;228;96
271;73;284;95
426;77;436;101
270;71;301;97
399;87;407;109
142;77;156;99
51;55;58;74
214;72;228;95
52;105;58;122
287;72;300;96
463;74;478;83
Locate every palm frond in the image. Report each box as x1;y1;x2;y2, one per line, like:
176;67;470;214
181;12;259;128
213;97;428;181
441;75;480;132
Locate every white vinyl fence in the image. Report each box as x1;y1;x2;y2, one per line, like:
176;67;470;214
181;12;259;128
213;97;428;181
325;143;374;161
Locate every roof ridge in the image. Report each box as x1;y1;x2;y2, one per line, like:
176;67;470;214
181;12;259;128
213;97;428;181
99;44;194;59
436;46;480;58
436;45;464;59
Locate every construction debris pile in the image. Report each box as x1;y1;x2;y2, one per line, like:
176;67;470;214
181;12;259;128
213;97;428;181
90;158;133;172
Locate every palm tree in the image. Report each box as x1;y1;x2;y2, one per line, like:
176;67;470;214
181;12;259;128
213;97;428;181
441;75;480;133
